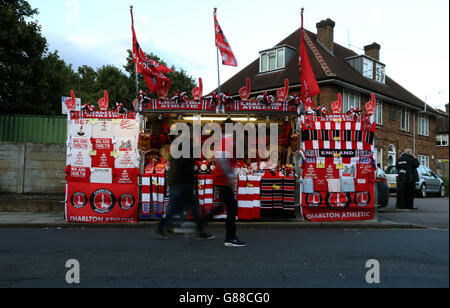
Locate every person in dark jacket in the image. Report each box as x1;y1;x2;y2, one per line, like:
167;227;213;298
152;125;214;240
396;148;420;209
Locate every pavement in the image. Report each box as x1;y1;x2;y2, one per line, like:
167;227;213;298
0;194;447;229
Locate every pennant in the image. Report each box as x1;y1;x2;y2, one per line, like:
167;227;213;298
214;8;238;67
299;9;320;109
131;7;171;94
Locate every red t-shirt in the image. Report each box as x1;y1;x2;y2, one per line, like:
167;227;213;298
65;165;91;183
113;168;140;184
90;138;113;151
91;150;115;168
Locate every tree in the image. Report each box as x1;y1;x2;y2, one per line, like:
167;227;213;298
96;65;133;109
0;0;48;114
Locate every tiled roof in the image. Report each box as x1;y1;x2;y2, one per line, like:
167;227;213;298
219;27;441;116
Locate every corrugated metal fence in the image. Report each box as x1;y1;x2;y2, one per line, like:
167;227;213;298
0;115;67;144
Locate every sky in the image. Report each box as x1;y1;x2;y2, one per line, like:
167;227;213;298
28;0;449;111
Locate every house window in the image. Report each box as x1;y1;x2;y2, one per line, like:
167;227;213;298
400;109;410;131
376;148;383;169
375;101;383;125
363;58;373;79
342;90;361;113
389;109;397;121
436;134;449;146
375;63;385;84
418;155;430;168
418;114;429;136
260;48;285;73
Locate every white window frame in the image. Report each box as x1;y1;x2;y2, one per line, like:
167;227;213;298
342;90;361;113
436;134;449;146
375;63;385;84
418;114;429;136
400;109;410;132
363;58;373;79
260;47;286;73
376;147;383;169
388;144;396;166
375;101;383;125
418;155;430;168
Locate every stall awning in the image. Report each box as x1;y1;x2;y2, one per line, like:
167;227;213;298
141;100;299;115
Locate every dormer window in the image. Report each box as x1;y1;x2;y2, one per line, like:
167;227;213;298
260;48;285;72
375;63;385;84
362;58;373;79
259;45;295;73
346;55;386;84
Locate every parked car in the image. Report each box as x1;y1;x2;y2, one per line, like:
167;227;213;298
384;165;446;198
384;165;398;192
375;167;390;207
416;166;446;198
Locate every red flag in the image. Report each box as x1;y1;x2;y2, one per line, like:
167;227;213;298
131;8;171;94
214;9;237;67
299;9;320;108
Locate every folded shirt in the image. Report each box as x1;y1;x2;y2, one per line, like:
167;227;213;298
327;179;341;192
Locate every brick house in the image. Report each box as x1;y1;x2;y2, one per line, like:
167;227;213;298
435;104;449;176
219;18;446;172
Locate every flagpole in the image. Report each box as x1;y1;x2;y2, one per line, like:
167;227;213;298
299;7;304;101
214;7;221;94
131;5;139;111
216;47;221;94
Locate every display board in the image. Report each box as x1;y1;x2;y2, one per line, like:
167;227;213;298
65;111;141;223
300;112;376;222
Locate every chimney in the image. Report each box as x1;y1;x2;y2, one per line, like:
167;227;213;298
364;42;381;61
316;18;335;54
446;103;449;114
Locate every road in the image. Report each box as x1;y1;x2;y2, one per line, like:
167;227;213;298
0;227;447;288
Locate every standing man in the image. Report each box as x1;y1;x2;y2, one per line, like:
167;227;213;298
152;125;215;240
203;124;247;247
396;148;420;209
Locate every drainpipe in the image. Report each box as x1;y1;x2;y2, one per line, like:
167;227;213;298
413;112;416;155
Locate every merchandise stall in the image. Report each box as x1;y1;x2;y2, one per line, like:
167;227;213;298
138;92;302;221
64;91;143;223
63;88;377;224
300;94;377;222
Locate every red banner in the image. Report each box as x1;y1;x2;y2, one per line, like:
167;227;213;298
69;111;137;120
141;100;297;113
66;183;139;223
214;9;237;67
302;207;374;222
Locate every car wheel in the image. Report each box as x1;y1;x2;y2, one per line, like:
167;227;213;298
420;184;427;198
439;185;446;198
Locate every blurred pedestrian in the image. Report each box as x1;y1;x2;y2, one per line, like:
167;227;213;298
203;124;247;247
396;148;420;209
152;124;214;240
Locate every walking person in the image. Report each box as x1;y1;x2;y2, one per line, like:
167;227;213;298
396;148;420;209
152;126;215;240
202;128;247;247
